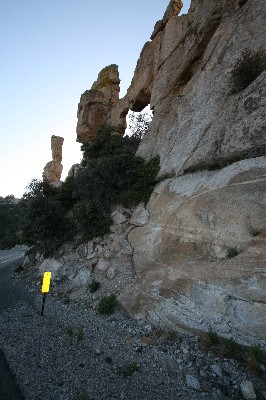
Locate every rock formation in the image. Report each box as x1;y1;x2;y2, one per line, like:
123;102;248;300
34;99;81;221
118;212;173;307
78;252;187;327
72;0;266;348
67;163;80;179
43;135;64;186
76;64;120;143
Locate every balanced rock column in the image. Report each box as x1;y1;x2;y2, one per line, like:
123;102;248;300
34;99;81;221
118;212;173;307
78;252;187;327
76;64;120;144
43;135;64;187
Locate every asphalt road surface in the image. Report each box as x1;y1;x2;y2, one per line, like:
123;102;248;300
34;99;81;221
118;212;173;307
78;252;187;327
0;249;28;400
0;250;29;309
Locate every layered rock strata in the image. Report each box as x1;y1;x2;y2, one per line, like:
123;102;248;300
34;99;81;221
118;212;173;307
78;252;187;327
43;135;64;186
123;157;266;348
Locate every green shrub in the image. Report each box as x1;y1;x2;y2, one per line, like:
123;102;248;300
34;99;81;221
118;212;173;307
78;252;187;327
227;247;239;259
230;49;266;94
75;126;160;208
208;326;219;345
56;176;78;210
66;326;74;336
19;125;159;256
73;125;159;240
98;294;117;315
164;330;177;341
249;345;263;362
77;326;84;342
221;337;241;360
20;188;69;257
118;362;140;378
128;111;151;142
89;280;100;293
0;196;20;249
248;226;261;237
73;390;92;400
201;329;265;375
73;200;111;240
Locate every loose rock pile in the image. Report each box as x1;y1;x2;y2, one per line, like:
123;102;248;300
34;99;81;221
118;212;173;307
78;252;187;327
23;205;141;310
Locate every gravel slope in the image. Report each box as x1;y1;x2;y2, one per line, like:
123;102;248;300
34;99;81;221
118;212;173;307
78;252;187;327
0;269;265;400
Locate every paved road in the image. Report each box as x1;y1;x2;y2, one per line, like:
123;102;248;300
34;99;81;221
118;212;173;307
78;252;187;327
0;249;25;265
0;250;29;310
0;249;28;399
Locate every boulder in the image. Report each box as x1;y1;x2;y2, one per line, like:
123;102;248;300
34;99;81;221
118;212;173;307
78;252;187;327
39;259;62;278
86;242;95;256
63;253;80;262
72;268;91;287
111;210;127;225
186;374;201;391
130;204;149;226
106;267;117;279
95;258;109;273
240;381;257;400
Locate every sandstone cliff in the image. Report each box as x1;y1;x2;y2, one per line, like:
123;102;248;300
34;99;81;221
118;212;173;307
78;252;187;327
43;135;64;186
72;0;266;348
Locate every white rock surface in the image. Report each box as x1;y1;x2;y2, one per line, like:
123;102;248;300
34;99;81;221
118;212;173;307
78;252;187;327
111;210;127;225
130;204;150;226
72;268;91;287
124;158;266;348
39;259;62;278
186;374;201;391
87;241;94;255
106;267;117;280
240;380;257;400
95;258;109;273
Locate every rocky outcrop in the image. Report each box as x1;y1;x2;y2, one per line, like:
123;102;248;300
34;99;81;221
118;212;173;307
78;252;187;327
76;64;120;143
43;135;64;186
67;163;80;178
76;0;265;175
122;157;266;348
72;0;266;347
33;206;137;304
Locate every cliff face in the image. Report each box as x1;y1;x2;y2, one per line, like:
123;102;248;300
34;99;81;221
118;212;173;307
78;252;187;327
75;0;266;347
111;0;266;177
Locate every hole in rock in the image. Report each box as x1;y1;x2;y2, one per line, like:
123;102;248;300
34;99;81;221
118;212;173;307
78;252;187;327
179;0;192;15
125;105;153;141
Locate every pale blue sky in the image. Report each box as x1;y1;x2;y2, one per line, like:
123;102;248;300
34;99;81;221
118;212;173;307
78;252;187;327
0;0;191;198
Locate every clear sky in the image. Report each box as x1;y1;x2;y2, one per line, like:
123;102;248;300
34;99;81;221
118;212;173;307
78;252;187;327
0;0;191;198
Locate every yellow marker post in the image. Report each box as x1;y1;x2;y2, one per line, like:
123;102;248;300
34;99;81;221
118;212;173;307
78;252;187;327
41;272;52;316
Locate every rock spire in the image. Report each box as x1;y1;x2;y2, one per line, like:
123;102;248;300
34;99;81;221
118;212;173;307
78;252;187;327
76;64;120;143
43;135;64;186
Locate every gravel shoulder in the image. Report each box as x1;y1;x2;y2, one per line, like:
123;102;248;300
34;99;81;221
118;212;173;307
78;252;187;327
0;267;265;400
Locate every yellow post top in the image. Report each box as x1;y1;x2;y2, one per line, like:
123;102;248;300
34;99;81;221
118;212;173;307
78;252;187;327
42;271;52;293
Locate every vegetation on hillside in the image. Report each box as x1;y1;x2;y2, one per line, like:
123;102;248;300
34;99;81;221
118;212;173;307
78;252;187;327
19;182;69;257
18;121;159;256
0;195;20;249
